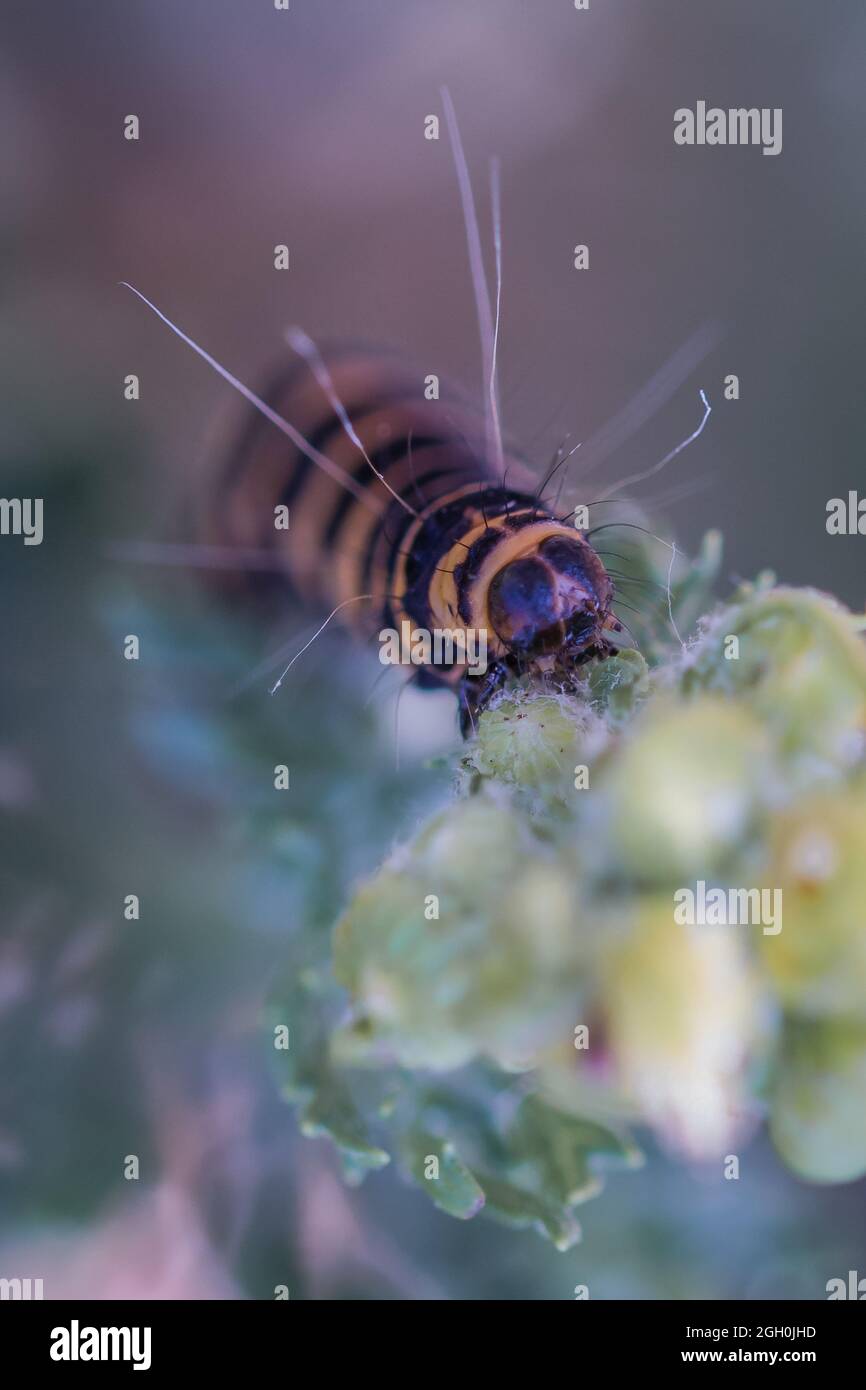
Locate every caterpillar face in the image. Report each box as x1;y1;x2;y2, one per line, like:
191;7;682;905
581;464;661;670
488;534;615;667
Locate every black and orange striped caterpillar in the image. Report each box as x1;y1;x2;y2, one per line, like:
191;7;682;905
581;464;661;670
123;95;709;735
198;342;619;734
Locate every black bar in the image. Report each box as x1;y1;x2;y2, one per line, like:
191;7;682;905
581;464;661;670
2;1298;862;1375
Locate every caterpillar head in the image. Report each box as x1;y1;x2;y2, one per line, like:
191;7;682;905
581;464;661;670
487;533;616;673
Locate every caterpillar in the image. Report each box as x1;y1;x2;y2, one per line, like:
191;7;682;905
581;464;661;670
122;94;711;735
197;341;619;734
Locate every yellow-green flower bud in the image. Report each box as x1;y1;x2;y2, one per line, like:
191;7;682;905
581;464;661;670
596;898;764;1159
761;789;866;1017
681;586;866;784
590;696;771;885
333;796;587;1071
770;1016;866;1182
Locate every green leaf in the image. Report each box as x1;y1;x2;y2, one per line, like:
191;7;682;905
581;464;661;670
300;1076;390;1175
400;1132;485;1220
475;1174;582;1252
509;1095;639;1207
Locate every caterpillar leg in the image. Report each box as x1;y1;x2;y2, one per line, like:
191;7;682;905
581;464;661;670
458;661;511;738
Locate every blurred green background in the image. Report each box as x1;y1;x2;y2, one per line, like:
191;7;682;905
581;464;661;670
1;0;864;1297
